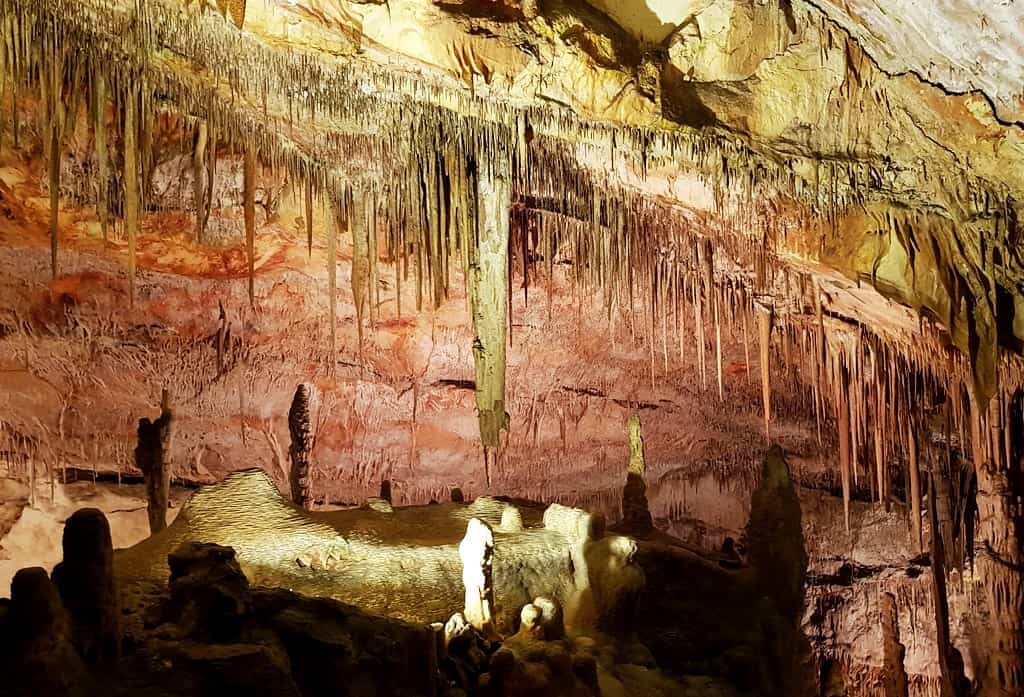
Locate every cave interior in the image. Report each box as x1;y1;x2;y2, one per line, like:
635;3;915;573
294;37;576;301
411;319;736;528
0;1;1023;696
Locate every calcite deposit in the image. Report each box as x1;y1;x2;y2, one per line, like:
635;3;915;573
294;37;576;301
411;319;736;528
0;0;1022;695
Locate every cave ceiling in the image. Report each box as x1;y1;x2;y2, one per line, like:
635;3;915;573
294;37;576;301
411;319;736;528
4;0;1024;401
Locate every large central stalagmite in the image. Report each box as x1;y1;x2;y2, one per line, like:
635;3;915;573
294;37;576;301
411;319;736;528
467;154;511;471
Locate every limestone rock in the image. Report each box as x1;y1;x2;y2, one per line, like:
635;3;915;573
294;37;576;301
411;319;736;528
543;503;601;542
460;517;496;637
52;507;120;664
164;542;251;641
1;567;91;697
498;504;523;533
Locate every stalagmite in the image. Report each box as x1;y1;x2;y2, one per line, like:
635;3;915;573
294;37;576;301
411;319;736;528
134;389;174;535
244;146;256;307
124;86;138;306
757;304;773;439
51;508;120;664
467;155;511;462
287;384;316;509
621;414;653;534
881;592;910;697
927;475;960;697
459;517;496;639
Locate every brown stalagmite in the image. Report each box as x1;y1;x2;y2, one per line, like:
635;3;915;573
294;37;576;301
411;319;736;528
907;418;922;553
288;383;316;509
757;304;772;439
124;86;138;307
244;146;256;307
838;363;852;533
881;592;910;697
928;474;958;697
134;389;174;535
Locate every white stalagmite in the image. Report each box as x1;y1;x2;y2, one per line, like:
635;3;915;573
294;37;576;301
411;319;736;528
459;517;496;638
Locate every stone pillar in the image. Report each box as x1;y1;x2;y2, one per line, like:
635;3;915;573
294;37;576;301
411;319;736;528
880;592;910;697
975;459;1024;696
459;517;496;638
287;383;316;508
51;508;120;664
467;155;511;462
621;414;653;534
135;389;174;535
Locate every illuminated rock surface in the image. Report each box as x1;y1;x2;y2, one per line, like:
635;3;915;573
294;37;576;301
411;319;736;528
0;0;1022;694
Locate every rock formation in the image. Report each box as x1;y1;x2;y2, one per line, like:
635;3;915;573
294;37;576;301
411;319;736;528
621;414;653;535
460;517;496;639
135;390;175;535
287;383;316;509
51;508;120;664
881;592;910;697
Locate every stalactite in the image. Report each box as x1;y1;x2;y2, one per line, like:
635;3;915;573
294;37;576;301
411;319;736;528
351;191;369;358
907;417;922;553
467;152;511;469
124;83;138;307
244;146;256;307
93;71;108;250
47;117;59;278
304;178;313;258
192;121;207;243
203;124;217;234
715;293;723;401
327;199;338;368
368;189;379;324
838;362;852;533
757;305;773;439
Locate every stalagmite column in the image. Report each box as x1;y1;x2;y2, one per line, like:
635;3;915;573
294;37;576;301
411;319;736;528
622;414;653;534
973;396;1024;696
881;592;910;697
467;156;511;467
51;508;120;664
287;384;316;509
756;304;773;439
459;517;496;638
134;389;174;535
